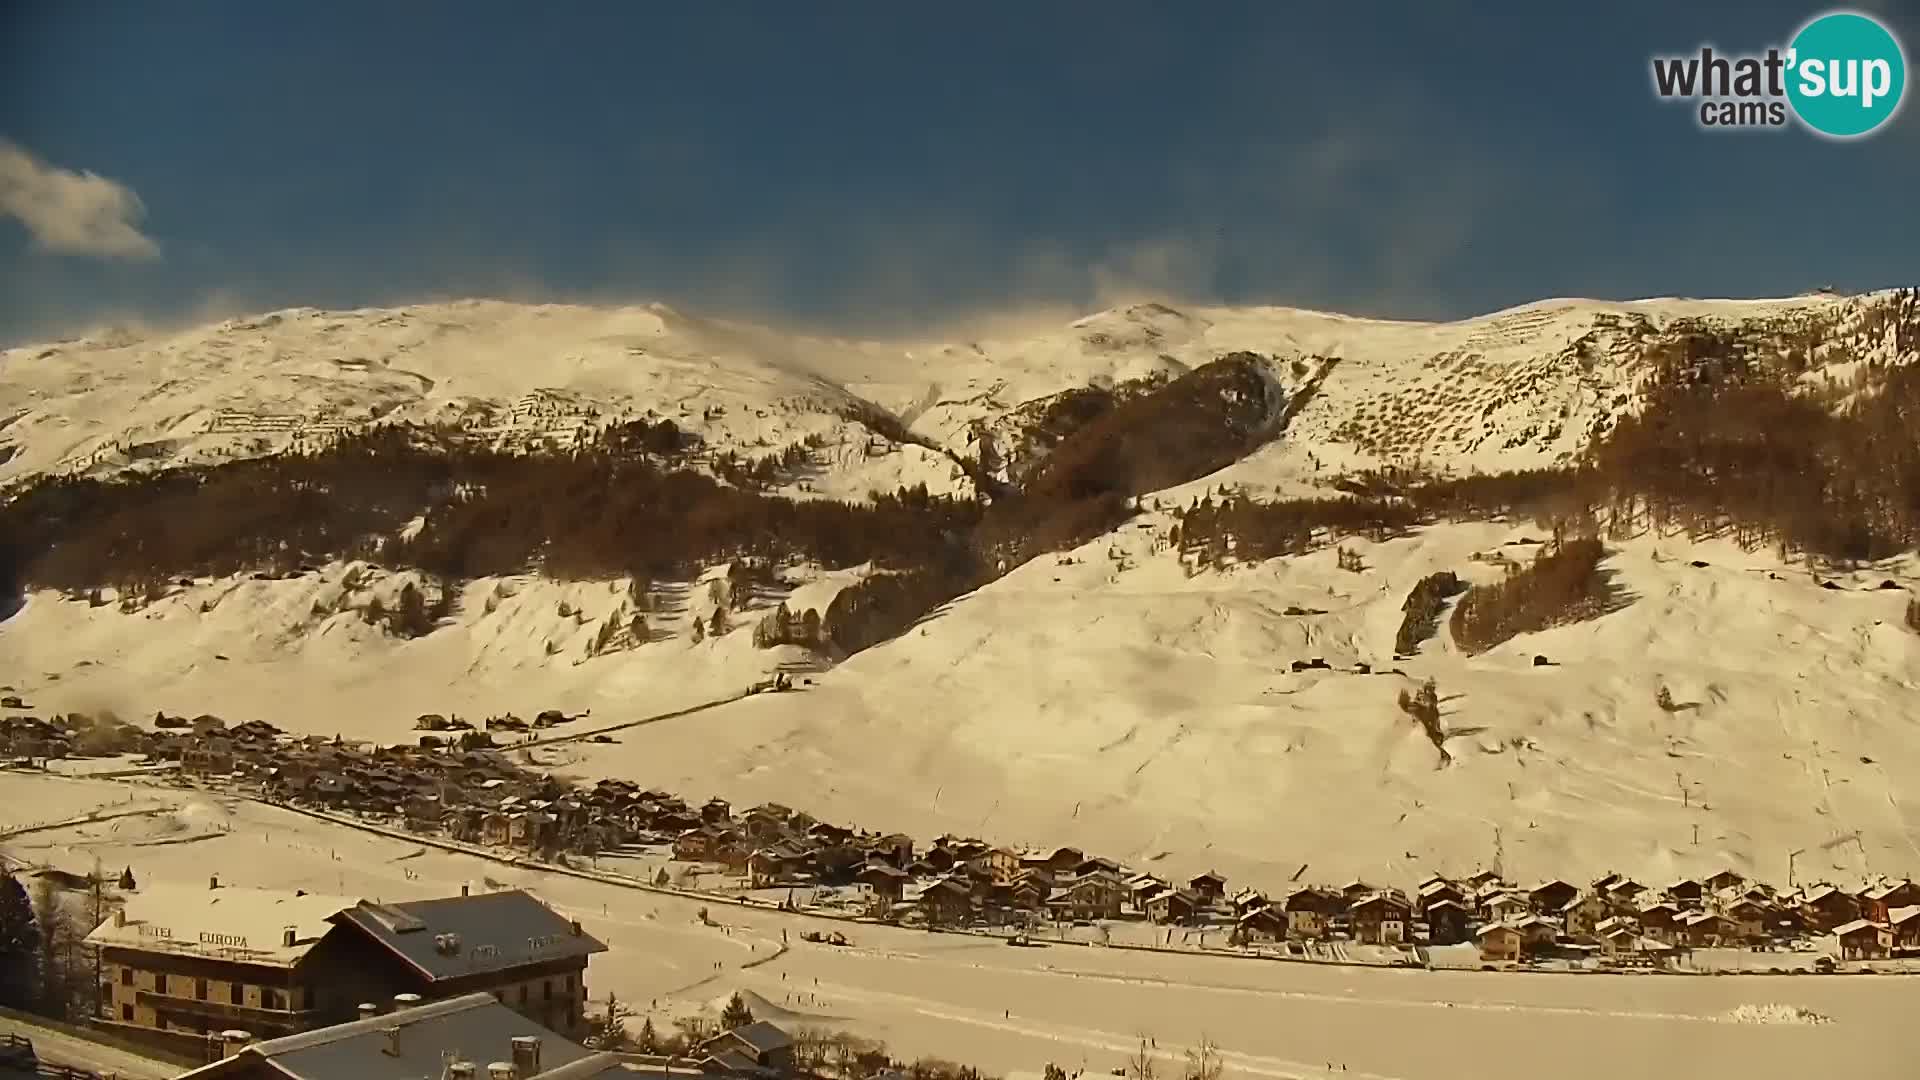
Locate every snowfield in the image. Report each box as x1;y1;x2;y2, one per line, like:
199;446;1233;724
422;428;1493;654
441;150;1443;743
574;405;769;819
3;773;1915;1080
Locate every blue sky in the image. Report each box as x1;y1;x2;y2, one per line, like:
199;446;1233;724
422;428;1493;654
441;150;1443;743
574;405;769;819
2;2;1917;344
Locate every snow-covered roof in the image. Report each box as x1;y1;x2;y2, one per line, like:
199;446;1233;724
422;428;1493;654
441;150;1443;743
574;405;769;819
1832;919;1883;936
86;882;359;967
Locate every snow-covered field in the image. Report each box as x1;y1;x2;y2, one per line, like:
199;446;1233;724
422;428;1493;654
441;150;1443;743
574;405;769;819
3;772;1914;1080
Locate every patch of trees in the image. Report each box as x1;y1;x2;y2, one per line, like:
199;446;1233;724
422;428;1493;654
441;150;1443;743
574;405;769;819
977;355;1273;566
371;580;453;638
1022;355;1270;507
0;873;34;1008
1450;537;1619;654
0;426;981;597
8;424;450;597
998;376;1177;484
720;991;755;1030
0;531;21;607
1907;596;1920;633
1396;677;1449;764
1176;344;1920;574
1591;356;1920;561
1395;571;1465;655
600;417;693;459
711;435;824;493
1172;492;1421;567
0;867;122;1021
752;601;825;650
821;566;976;656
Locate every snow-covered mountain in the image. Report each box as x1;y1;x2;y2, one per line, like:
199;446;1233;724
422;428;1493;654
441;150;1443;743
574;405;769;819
6;290;1912;498
4;289;1920;891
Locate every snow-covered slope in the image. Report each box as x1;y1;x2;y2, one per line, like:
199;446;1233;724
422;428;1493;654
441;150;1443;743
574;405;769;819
7;518;1918;889
0;300;969;502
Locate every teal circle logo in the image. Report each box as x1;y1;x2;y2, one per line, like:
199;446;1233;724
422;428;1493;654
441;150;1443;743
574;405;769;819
1786;11;1907;138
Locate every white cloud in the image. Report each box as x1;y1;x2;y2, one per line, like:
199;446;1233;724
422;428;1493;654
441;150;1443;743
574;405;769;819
0;139;160;260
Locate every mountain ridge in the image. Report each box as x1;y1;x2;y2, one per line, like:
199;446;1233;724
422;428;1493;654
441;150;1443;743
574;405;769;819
6;289;1914;500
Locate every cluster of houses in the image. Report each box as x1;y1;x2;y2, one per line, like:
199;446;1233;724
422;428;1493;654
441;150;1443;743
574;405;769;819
656;808;1920;969
8;706;1919;971
1435;870;1918;966
0;707;81;759
664;815;1920;969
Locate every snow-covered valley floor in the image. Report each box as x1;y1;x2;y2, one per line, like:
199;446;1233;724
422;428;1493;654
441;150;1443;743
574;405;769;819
4;773;1916;1080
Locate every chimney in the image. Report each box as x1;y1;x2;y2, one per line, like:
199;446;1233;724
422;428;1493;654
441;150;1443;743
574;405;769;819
113;908;127;928
509;1037;540;1076
487;1064;516;1080
393;993;423;1011
220;1031;254;1058
281;927;297;948
209;875;220;890
357;1003;380;1021
569;919;581;937
381;1026;401;1057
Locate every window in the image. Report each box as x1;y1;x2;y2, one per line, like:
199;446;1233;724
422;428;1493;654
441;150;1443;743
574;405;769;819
564;974;575;993
231;982;244;1005
543;980;552;1001
195;977;208;1000
264;988;284;1011
120;1004;133;1022
518;984;528;1004
120;968;133;987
